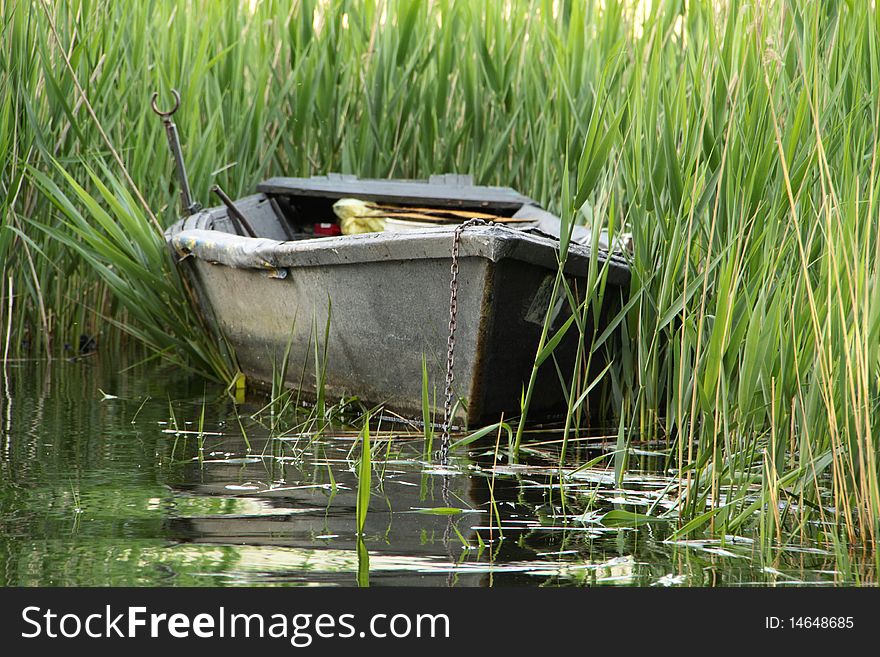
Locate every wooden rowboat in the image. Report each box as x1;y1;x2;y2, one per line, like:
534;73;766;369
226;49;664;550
165;174;629;426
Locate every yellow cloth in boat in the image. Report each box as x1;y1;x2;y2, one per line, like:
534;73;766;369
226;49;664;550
333;198;386;234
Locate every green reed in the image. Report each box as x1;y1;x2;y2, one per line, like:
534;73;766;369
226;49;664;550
2;0;880;544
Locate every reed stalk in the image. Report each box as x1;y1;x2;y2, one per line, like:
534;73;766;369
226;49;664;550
2;0;879;541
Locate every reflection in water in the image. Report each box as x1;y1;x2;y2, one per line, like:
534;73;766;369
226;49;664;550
0;359;873;586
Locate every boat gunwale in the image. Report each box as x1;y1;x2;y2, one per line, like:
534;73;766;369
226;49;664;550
168;224;631;285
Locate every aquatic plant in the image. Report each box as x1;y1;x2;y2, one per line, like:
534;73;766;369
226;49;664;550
355;412;371;537
2;0;879;546
354;410;371;585
27;160;234;379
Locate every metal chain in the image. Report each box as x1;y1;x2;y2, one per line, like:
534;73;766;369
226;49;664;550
439;218;493;465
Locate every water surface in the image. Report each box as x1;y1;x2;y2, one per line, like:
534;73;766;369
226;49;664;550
0;358;870;586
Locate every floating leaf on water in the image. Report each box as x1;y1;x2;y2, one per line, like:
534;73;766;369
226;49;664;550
629;449;669;457
165;429;225;436
701;547;746;558
776;545;833;556
421;467;461;476
261;484;335;492
600;509;670;528
762;566;786;576
412;507;466;515
566;470;616;485
653;573;686;587
723;535;755;545
572;510;604;524
203;457;260;464
662;538;719;547
604;496;652;506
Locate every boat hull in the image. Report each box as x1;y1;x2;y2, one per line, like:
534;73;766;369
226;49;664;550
170;223;628;426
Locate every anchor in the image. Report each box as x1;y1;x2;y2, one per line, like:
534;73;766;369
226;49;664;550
151;89;201;216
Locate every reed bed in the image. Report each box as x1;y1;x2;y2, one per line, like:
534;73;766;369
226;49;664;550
2;0;879;545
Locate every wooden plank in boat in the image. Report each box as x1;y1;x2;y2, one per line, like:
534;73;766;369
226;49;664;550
256;175;534;210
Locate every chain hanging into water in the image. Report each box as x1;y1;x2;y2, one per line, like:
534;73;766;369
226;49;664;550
439;218;493;466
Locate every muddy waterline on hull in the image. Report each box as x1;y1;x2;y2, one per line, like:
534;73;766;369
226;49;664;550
0;358;870;586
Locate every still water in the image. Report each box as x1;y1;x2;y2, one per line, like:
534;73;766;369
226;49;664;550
0;357;872;586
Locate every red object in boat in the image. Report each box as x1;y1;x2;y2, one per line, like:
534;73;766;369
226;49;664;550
313;222;341;237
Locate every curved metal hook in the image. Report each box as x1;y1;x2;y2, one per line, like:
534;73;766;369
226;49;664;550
150;89;181;117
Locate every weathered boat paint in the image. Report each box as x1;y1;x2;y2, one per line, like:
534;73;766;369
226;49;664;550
166;176;629;426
